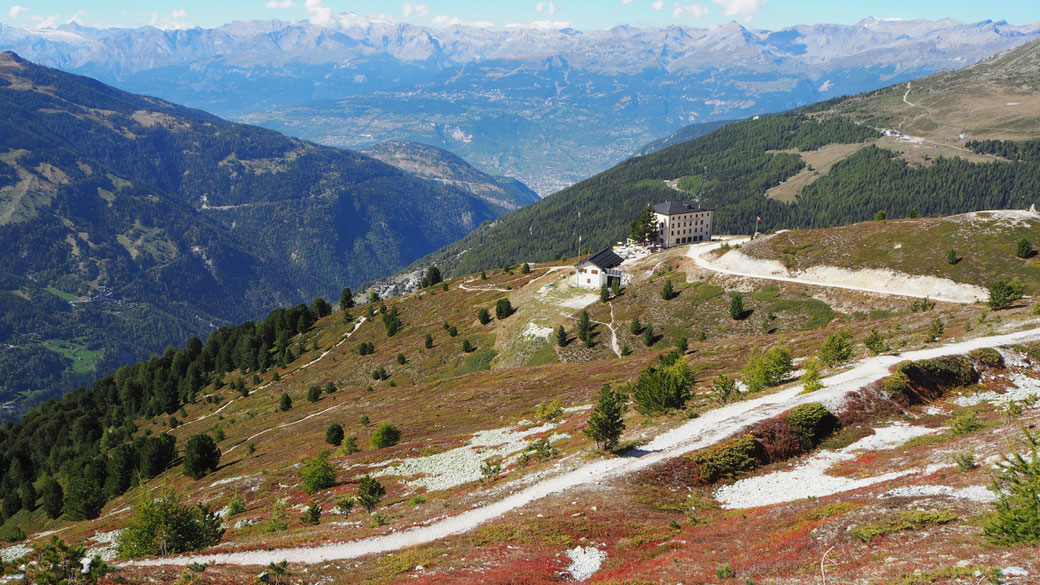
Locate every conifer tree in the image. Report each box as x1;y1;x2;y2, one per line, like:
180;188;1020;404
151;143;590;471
729;291;745;320
660;279;676;300
477;308;491;325
584;384;627;452
555;325;568;347
339;287;355;311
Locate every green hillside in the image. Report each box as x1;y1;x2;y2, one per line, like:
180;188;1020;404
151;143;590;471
0;52;505;415
415;40;1040;279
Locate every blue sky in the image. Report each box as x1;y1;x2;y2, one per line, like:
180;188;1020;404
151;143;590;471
4;0;1038;31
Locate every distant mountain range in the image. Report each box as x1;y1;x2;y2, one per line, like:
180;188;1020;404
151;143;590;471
0;52;524;417
414;39;1040;279
2;16;1039;194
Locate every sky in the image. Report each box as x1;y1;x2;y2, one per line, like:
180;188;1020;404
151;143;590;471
3;0;1038;32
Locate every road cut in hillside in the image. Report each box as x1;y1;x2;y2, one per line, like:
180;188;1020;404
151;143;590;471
688;240;987;304
129;324;1040;568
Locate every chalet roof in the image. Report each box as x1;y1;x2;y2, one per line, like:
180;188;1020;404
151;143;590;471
653;200;713;215
579;247;624;270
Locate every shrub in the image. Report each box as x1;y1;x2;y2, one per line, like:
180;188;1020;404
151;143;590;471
984;428;1040;545
262;500;289;533
688;434;760;483
462;339;475;353
953;452;977;471
785;403;837;449
947;248;959;264
863;329;888;356
988;279;1025;310
630;356;695;414
716;565;735;578
480;461;502;482
370;424;402;449
226;494;246;517
448;325;458;337
299;449;336;494
749;416;802;463
495;298;514;319
742;344;792;393
910;297;935;312
477;308;491;325
182;434;221;480
535;398;563;421
925;317;944;342
326;423;345;446
968;348;1004;368
336;498;355;515
424;334;433;349
629;317;642;335
300;502;321;525
397;353;406;365
324;381;337;394
819;330;853;366
800;358;823;393
950;410;983;435
279;393;292;412
356;475;386;512
307;386;321;403
118;490;223;557
341;436;360;455
521;263;531;274
711;374;737;404
23;538;111;584
852;510;957;542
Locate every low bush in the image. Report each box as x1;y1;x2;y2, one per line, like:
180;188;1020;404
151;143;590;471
968;348;1004;368
370;424;402;449
852;509;957;542
687;434;761;484
118;490;224;557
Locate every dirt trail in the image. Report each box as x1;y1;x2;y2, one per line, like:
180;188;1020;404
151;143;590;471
688;240;985;304
128;324;1040;568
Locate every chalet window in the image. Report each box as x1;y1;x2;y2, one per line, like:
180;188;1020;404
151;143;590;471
591;269;598;274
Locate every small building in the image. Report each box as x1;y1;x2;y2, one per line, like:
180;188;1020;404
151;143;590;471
653;200;713;247
575;247;624;290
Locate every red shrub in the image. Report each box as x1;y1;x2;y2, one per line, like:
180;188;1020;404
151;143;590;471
749;416;803;463
640;455;708;487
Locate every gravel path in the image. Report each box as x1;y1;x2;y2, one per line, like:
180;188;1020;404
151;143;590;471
687;240;985;304
127;326;1040;568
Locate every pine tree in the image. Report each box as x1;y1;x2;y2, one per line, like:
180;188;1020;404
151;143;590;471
801;358;824;393
521;263;531;274
629;317;642;335
819;330;853;366
983;428;1040;545
947;248;959;265
1017;238;1034;259
629;204;660;243
307;386;321;403
611;280;621;297
600;285;610;303
875;210;887;221
279;393;292;411
462;339;475;352
182;434;221;480
989;279;1025;310
642;323;656;347
495;298;514;319
39;476;64;519
729;291;745;320
863;329;888;356
555;325;568;347
326;424;344;446
584;384;627;452
660;279;676;300
477;308;491;325
339;287;355;311
356;475;386;512
299;450;336;494
424;334;434;349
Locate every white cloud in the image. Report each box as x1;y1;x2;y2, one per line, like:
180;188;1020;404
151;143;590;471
7;5;28;19
28;14;61;28
673;2;707;18
620;0;636;4
536;1;558;15
402;2;429;18
505;20;570;29
431;15;494;28
650;0;664;10
66;10;85;24
265;0;295;8
710;0;766;22
148;9;192;30
305;0;333;26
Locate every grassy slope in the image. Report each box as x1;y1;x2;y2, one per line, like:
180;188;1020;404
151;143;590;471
7;222;1040;581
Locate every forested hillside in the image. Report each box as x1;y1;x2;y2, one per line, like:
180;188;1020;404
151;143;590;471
0;52;504;416
415;41;1040;278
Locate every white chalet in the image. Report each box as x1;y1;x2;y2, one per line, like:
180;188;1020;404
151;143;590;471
575;247;624;290
653;200;713;247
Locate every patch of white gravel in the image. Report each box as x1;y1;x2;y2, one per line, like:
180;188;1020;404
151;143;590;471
372;421;563;491
522;323;554;339
86;529;122;561
0;543;31;562
882;484;995;502
951;209;1039;229
693;244;986;303
210;474;254;487
714;423;941;509
565;546;607;581
954;373;1040;407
